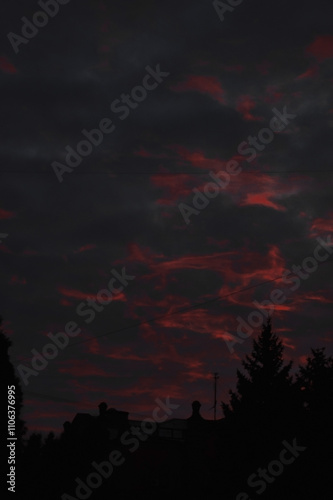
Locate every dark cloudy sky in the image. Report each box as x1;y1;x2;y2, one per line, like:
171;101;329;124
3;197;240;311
1;0;333;434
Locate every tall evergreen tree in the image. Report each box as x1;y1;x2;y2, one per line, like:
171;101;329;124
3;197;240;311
294;349;333;497
222;318;293;424
296;347;333;419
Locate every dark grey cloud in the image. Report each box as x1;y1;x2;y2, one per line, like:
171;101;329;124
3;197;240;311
1;0;333;433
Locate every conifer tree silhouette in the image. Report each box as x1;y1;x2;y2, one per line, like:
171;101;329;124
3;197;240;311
293;348;333;497
0;316;26;445
222;318;294;432
0;316;27;499
296;347;333;421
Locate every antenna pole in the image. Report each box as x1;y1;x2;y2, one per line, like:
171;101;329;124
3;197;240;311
213;372;219;421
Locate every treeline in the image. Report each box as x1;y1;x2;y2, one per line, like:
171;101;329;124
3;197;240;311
2;317;333;499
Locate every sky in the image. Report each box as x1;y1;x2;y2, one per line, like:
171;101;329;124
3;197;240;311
1;0;333;434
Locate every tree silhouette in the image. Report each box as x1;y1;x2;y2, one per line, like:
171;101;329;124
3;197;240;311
0;316;26;446
296;347;333;423
218;319;303;497
222;318;293;422
220;316;302;468
4;313;332;500
290;348;333;498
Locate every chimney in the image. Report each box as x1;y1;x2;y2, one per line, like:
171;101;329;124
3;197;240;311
191;400;202;419
98;402;108;416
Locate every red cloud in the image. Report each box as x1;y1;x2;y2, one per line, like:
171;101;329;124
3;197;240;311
170;75;225;103
0;244;11;254
240;192;286;211
148;144;249;204
167;144;244;171
10;275;27;285
150;172;195;205
59;359;109;377
256;61;271;75
74;243;97;253
306;35;333;61
0;208;15;219
22;249;38;255
236;95;263;122
60;299;72;307
107;350;148;362
147;245;278;281
135;148;153;158
58;286;126;302
310;213;333;236
301;292;333;304
230;172;301;212
150;156;301;211
280;336;296;350
264;86;284;104
171;146;224;170
0;56;17;74
154;308;236;344
297;65;319;80
126;243;152;264
126;243;289;309
134;148;168;159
